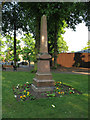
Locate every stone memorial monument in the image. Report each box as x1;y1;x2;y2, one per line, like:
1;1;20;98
31;15;55;92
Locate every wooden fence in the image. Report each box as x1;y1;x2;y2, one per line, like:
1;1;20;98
57;53;90;68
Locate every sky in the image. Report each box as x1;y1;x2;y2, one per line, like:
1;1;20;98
62;22;88;52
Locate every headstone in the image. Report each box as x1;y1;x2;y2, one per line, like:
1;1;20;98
31;15;55;92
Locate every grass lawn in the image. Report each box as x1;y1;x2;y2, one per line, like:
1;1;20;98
2;71;88;118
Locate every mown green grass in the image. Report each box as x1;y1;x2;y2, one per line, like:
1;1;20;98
2;71;88;118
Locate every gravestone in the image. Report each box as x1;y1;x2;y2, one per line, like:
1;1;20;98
31;15;55;92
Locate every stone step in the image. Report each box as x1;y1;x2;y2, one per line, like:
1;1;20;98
33;78;55;87
36;73;52;80
31;84;55;92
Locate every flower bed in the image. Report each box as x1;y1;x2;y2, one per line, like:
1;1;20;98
13;82;36;101
13;81;82;101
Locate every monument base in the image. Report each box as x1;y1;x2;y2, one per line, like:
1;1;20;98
31;84;55;92
33;78;55;87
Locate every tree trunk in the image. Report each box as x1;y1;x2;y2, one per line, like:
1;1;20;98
14;22;17;71
35;17;40;53
34;17;40;72
54;22;58;68
29;60;30;67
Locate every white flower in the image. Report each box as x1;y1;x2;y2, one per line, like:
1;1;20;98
16;86;18;89
73;91;75;93
14;95;17;98
52;104;55;108
60;95;62;97
26;82;29;84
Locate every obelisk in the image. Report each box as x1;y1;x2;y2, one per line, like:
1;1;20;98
31;15;55;92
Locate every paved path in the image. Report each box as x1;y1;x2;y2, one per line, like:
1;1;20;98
51;71;90;75
51;66;90;75
3;66;34;72
2;65;90;75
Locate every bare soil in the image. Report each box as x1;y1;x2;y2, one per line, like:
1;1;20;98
13;83;82;101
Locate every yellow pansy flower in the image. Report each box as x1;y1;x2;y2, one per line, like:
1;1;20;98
27;92;29;95
56;87;59;89
58;92;60;94
20;96;22;98
24;90;26;92
23;95;26;97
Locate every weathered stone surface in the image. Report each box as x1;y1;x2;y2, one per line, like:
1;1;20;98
33;78;55;87
37;60;50;73
37;53;51;60
32;15;55;92
31;84;55;92
40;15;48;53
36;73;52;80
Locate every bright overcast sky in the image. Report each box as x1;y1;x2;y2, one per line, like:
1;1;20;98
62;22;88;52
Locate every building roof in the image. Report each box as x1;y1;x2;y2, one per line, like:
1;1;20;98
75;49;90;53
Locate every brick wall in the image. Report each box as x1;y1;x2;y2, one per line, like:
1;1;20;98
57;53;90;68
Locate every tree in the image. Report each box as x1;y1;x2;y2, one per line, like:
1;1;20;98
45;2;88;67
57;36;68;53
71;51;75;53
0;34;5;61
3;2;88;69
4;34;21;63
2;2;28;70
21;33;35;67
19;2;88;68
48;19;68;67
82;40;90;50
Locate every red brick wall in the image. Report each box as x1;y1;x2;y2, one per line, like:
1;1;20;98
57;53;90;68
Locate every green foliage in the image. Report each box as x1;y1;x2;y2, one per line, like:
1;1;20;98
82;40;90;50
48;20;68;55
21;33;35;62
0;34;5;60
76;63;80;67
57;35;68;53
30;69;37;73
4;34;21;62
2;2;29;66
57;21;68;53
71;51;75;53
19;2;88;53
2;2;89;67
0;34;5;49
2;2;27;34
46;93;55;97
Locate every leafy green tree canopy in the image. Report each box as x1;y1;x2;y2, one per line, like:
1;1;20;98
4;34;21;62
21;33;35;65
82;40;90;50
0;34;5;60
